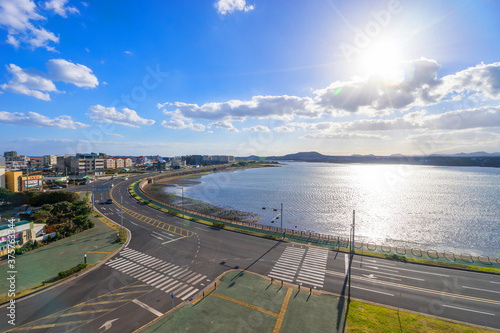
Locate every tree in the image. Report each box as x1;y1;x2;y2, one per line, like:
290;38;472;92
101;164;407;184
71;201;91;217
32;210;53;224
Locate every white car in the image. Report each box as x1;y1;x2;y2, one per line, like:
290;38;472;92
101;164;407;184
123;177;128;181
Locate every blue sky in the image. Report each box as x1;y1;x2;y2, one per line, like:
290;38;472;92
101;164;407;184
1;0;500;157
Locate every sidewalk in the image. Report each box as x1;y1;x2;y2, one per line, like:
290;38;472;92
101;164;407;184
0;213;121;297
141;270;344;333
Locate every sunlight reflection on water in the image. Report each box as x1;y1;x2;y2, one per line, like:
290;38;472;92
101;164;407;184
164;162;500;257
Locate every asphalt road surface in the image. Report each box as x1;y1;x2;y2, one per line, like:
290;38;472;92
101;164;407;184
1;174;498;332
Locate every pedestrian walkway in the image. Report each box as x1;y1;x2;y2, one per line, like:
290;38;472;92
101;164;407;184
105;248;208;302
0;213;121;298
268;246;329;289
141;270;343;333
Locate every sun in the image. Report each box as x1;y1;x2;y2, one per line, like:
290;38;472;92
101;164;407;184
357;39;405;84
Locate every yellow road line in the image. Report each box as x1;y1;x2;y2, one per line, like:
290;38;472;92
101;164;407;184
211;293;278;318
59;309;111;317
273;288;292;333
83;300;131;306
109;186;194;238
325;270;500;305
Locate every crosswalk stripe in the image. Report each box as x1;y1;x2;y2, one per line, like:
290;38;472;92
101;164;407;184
145;274;166;284
190;275;206;285
163;281;182;292
172;268;188;278
297;272;324;282
142;273;162;283
171;284;189;295
151;276;170;287
176;286;194;298
167;267;184;275
110;260;133;270
159;264;175;272
181;288;199;301
134;269;154;280
121;264;140;273
155;278;173;289
187;273;202;284
182;272;198;281
125;266;144;275
176;271;192;279
107;258;126;266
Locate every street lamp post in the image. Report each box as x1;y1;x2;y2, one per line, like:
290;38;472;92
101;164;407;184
262;203;284;240
121;195;123;229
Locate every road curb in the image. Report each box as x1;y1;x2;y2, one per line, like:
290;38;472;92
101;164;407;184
0;210;131;307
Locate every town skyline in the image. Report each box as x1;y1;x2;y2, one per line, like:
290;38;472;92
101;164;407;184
1;0;500;156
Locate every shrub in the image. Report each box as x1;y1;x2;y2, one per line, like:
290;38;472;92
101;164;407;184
212;222;225;229
263;234;278;240
385;254;407;262
58;263;88;279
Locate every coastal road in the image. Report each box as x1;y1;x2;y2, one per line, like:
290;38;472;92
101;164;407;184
1;175;499;332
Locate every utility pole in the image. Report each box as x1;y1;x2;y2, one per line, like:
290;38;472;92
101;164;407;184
91;185;95;211
121;195;123;229
280;202;284;240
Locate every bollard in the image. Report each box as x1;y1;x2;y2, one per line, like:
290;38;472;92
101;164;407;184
310;287;312;294
281;280;283;286
203;291;204;298
298;285;300;291
271;277;273;283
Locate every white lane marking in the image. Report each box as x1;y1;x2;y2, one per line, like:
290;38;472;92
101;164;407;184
353;267;425;281
132;299;163;317
489;281;500;285
443;304;495;316
151;234;164;241
195;227;208;232
364;265;399;273
352;285;394;296
358;261;449;277
462;286;500;294
130;222;138;226
162;237;185;245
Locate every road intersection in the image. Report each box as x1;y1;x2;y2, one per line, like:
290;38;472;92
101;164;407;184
1;174;498;332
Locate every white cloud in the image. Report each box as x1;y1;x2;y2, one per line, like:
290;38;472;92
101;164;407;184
274;126;295;133
124;50;132;55
0;64;57;101
1;60;98;100
88;105;155;127
47;59;98;88
437;62;500;100
300;133;390;140
334;106;500;132
215;0;254;15
158;95;317;122
0;0;60;51
243;125;271;132
161;110;205;131
44;0;79;18
104;132;124;138
208;120;239;132
313;58;443;114
0;110;88;128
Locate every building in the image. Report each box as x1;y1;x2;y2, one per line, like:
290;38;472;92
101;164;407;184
104;158;116;169
56;154;105;176
114;158;125;169
5;171;22;192
42;155;57;167
4;151;17;160
29;157;43;169
0;166;5;189
5;172;43;192
0;220;37;257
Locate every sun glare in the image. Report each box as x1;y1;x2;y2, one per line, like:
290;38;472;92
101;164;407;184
357;39;405;84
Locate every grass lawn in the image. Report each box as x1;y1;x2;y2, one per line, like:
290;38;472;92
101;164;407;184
346;300;493;333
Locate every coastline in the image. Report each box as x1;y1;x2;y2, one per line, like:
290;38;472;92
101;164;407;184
143;163;277;222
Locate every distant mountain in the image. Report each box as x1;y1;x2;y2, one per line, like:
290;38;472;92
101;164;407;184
253;151;500;168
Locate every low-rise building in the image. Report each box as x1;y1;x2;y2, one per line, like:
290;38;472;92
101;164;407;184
5;171;22;192
42;155;57;167
0;219;37;256
57;153;105;176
